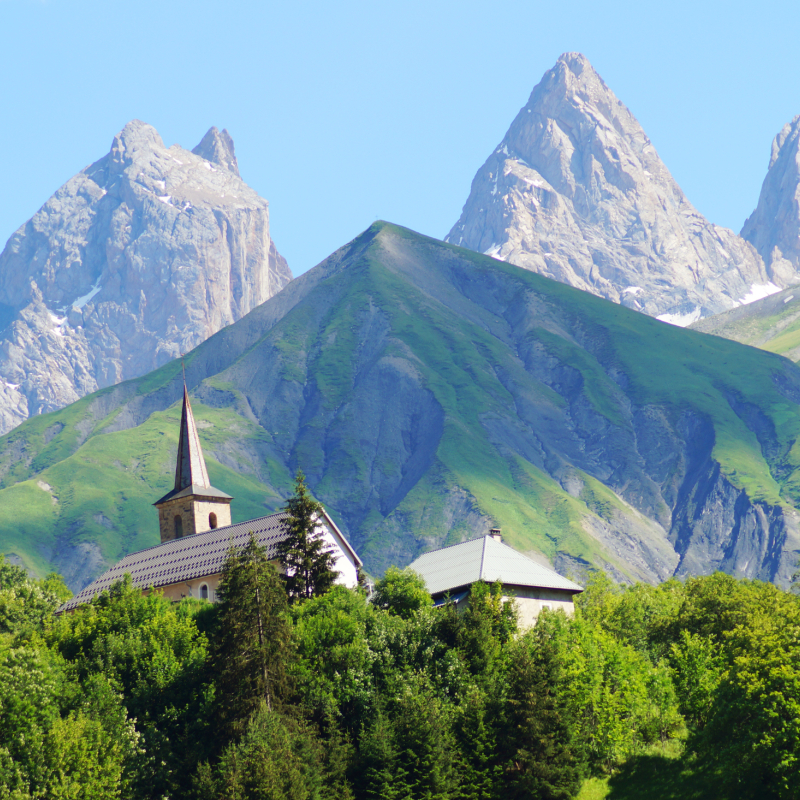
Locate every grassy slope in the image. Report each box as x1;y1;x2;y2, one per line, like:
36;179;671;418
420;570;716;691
363;251;607;567
2;221;800;584
690;286;800;361
576;741;720;800
0;402;284;574
389;224;800;507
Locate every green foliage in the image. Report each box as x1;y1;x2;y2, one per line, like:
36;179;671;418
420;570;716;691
688;591;800;799
0;642;139;799
668;631;723;729
47;575;209;797
372;566;431;619
557;615;663;770
3;558;800;799
291;586;375;728
451;685;500;800
213;533;294;735
500;622;583;800
357;675;457;800
277;471;339;602
436;581;517;678
196;703;351;800
0;556;71;639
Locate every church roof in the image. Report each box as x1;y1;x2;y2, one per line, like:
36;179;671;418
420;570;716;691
57;508;361;614
407;535;583;596
154;385;231;505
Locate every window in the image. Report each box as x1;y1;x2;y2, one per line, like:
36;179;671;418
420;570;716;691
540;602;553;610
200;584;209;600
174;515;183;538
209;512;218;529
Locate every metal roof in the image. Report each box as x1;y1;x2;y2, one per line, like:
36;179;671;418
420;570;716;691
57;508;361;613
408;535;583;596
154;484;232;504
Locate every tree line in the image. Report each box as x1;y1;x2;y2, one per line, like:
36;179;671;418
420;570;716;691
0;479;799;798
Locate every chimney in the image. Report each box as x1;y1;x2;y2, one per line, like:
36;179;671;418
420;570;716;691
489;527;502;542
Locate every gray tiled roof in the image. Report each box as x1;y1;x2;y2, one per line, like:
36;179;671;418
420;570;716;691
408;536;583;596
57;509;358;613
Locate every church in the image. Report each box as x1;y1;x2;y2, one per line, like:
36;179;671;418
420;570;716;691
58;385;362;613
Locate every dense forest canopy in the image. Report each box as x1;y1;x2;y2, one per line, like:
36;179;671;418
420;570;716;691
0;546;799;799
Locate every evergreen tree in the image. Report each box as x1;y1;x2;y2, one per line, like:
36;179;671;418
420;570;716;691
277;471;339;602
195;703;349;800
452;685;501;800
500;622;583;800
212;534;294;738
356;709;402;800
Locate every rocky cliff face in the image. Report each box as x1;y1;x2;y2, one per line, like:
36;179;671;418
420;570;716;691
0;121;291;434
447;53;788;324
742;116;800;280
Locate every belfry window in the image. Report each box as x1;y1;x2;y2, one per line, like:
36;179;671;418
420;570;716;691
174;515;183;538
209;512;218;529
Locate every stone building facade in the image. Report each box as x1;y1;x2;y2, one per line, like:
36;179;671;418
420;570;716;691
407;530;582;629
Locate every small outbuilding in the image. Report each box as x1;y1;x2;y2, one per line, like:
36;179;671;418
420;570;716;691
407;530;583;628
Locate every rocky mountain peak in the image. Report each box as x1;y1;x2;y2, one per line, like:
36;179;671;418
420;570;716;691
741;116;800;284
771;115;800;168
447;54;781;323
543;52;602;92
111;119;165;160
0;120;291;434
192;126;240;176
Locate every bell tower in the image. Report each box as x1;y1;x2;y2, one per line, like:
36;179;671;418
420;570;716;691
154;384;233;542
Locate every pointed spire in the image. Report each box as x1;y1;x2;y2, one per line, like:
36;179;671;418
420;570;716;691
174;384;211;491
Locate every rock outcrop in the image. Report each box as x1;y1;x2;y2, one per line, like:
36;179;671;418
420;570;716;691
741;116;800;281
0;120;291;434
447;53;788;324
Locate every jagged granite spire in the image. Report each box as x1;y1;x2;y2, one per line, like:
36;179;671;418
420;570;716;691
741;116;800;284
174;383;211;491
0;119;291;436
192;126;240;176
447;52;776;324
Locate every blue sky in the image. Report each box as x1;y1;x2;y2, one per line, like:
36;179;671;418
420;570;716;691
1;0;799;276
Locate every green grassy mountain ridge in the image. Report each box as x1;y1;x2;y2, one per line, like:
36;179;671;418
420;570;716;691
2;222;800;589
690;284;800;362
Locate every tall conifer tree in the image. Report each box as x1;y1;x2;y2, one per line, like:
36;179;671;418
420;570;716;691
276;471;339;603
500;622;583;799
212;534;293;737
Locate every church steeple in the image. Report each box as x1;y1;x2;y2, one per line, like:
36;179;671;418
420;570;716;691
154;382;233;542
174;384;211;491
